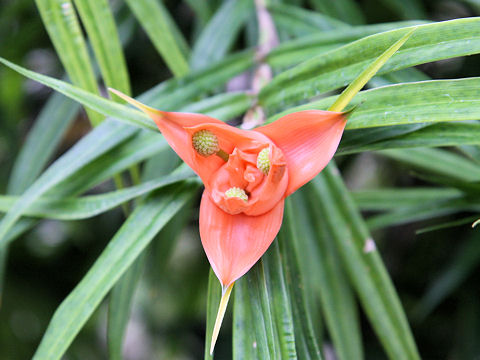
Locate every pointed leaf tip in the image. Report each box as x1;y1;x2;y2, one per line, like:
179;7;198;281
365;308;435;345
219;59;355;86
210;283;234;355
108;88;163;119
329;26;417;113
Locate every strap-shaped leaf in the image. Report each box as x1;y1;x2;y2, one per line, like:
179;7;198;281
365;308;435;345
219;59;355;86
310;163;420;360
191;0;254;69
365;198;480;230
73;0;131;95
291;192;362;360
233;241;297;360
353;188;463;211
269;78;480;129
341;123;480;154
7;93;79;195
260;18;480;111
268;21;426;69
35;0;102;125
125;0;189;77
378;148;480;182
280;197;326;360
32;181;199;360
0;119;136;247
0;170;195;220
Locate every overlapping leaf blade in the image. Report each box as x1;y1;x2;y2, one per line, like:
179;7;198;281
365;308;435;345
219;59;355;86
261;18;480;111
190;0;254;70
125;0;189;77
35;0;102;124
32;182;199;360
310;164;420;360
73;0;131;95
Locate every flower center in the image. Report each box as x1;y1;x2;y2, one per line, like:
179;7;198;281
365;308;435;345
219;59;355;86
210;144;288;216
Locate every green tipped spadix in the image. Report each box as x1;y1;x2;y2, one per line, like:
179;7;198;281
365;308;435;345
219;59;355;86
192;129;220;157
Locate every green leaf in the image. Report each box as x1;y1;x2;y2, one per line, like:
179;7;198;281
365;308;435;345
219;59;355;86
190;0;254;69
125;0;189;77
413;233;480;321
353;188;463;211
0;119;137;247
329;28;416;112
268;21;427;69
32;181;199;360
205;270;223;360
107;252;146;360
0;57;156;131
311;163;420;360
35;0;102;125
365;198;480;230
7;93;79;195
269;78;480;130
233;241;297;360
0;170;195;220
73;0;131;95
260;18;480;112
292;192;363;360
341;123;480;154
377;148;480;182
181;91;253;121
280;197;326;360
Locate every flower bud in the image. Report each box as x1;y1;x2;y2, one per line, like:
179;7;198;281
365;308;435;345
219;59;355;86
192;130;220;156
225;187;248;202
256;147;270;175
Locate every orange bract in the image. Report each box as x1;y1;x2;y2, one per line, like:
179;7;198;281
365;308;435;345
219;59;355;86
110;88;346;286
109;88;346;354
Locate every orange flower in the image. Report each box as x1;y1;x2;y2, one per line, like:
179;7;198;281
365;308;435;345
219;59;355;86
109;88;346;353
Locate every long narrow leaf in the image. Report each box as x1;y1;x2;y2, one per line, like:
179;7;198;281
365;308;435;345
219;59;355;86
269;78;480;129
0;170;195;220
191;0;254;69
32;181;199;360
125;0;189;77
73;0;131;95
311;164;420;360
261;18;480;111
35;0;102;124
295;192;363;360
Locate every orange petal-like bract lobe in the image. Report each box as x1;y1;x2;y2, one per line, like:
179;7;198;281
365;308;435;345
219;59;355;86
109;88;225;185
256;110;347;196
199;191;285;287
109;88;346;355
110;88;346;286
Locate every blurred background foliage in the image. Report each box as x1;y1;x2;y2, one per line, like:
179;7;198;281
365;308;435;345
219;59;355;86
1;0;480;359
